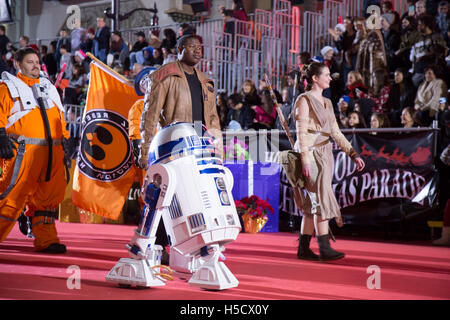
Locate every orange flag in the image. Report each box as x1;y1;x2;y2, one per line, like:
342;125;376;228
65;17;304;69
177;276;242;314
72;57;140;220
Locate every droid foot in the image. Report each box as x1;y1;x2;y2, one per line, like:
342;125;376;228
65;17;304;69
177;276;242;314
106;258;166;288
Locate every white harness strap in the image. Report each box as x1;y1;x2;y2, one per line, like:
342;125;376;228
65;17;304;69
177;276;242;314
0;72;65;129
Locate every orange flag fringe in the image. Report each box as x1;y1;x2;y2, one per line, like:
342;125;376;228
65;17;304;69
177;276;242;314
72;59;140;220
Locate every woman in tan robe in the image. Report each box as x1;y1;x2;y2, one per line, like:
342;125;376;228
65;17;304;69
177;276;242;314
294;62;365;261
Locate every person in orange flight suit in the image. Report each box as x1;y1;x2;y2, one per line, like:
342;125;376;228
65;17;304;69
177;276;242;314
128;66;156;181
127;67;155;225
0;47;69;253
128;98;145;182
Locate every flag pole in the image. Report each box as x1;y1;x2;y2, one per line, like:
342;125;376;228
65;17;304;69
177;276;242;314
86;52;133;85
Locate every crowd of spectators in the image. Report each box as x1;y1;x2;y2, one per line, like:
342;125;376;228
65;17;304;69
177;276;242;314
0;0;449;147
214;1;450;152
326;0;450;137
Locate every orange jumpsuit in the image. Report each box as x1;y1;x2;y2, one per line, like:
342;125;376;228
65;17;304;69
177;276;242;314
128;99;144;141
128;98;145;186
0;73;69;251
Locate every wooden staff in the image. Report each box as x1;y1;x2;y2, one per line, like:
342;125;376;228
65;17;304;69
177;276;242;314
263;73;295;148
264;74;339;237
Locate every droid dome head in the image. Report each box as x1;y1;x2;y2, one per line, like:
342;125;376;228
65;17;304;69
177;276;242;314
134;67;157;96
148;122;221;166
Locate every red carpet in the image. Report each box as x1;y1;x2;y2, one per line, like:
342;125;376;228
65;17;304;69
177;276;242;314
0;222;449;300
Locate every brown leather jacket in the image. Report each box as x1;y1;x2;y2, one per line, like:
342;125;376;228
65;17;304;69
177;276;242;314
139;61;222;167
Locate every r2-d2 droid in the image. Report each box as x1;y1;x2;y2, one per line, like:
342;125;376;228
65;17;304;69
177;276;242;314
106;122;241;290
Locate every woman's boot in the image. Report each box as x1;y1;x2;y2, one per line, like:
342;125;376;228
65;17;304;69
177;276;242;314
297;234;319;260
317;234;344;261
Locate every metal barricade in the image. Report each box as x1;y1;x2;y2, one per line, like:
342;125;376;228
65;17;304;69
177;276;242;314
235;31;259;93
344;0;363;18
212;31;235;93
116;0;411;96
64;104;84;158
64;104;84;137
303;11;324;57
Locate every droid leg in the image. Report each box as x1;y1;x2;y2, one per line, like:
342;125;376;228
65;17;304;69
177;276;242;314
106;182;168;288
188;244;239;290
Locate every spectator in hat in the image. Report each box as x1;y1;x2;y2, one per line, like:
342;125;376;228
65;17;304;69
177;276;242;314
129;31;149;70
321;45;343;106
74;49;90;74
337;95;353;128
380;12;401;73
381;1;401;29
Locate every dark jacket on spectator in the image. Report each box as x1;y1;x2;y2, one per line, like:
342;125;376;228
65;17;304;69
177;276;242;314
95;26;110;51
0;34;10;55
42;53;57;77
55;36;71;70
227;104;255;130
131;40;148;53
397;26;421;69
388;79;416;127
382;28;401;73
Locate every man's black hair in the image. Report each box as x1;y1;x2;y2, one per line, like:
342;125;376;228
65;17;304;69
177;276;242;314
176;34;199;50
14;47;39;63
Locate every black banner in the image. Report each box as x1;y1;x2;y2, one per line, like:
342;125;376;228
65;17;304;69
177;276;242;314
332;131;438;225
276;130;439;226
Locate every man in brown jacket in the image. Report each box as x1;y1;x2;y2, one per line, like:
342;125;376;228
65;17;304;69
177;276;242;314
139;34;222;169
